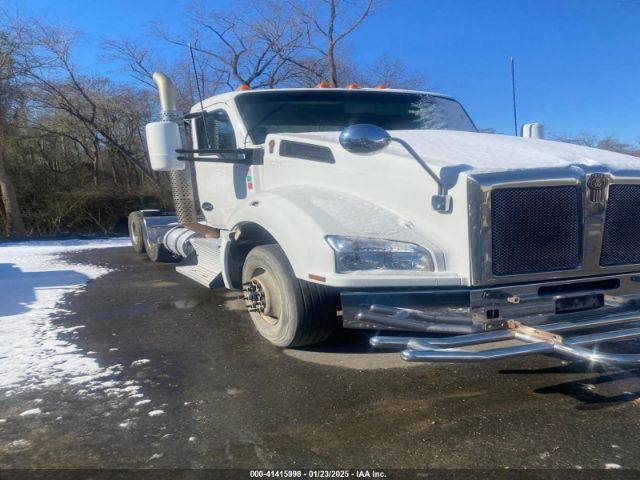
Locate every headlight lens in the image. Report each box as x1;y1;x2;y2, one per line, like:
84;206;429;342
326;236;435;273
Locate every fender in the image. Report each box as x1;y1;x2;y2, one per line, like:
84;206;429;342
224;185;452;289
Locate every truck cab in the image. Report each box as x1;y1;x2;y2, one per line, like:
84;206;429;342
131;73;640;367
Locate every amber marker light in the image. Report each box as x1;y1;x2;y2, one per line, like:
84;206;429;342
308;274;326;282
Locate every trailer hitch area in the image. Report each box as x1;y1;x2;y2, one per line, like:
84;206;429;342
370;312;640;366
482;290;521;304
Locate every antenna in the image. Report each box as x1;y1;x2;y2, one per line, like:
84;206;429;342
510;57;518;136
189;42;211;148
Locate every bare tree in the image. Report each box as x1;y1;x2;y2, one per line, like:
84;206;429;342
554;133;640;157
0;31;26;235
12;21;161;188
155;0;306;91
292;0;375;87
361;54;426;90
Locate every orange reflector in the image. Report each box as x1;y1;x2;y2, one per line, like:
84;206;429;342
374;84;389;89
315;82;331;88
236;84;251;91
308;274;326;282
346;83;360;89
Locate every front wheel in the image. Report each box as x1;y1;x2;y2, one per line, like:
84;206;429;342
242;244;338;347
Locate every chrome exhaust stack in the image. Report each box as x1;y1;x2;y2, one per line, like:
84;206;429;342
146;72;220;245
151;72;198;226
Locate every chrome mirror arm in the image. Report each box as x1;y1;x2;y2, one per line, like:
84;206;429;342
389;137;451;212
389;137;446;196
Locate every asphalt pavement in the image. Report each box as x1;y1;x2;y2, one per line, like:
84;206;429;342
2;246;640;474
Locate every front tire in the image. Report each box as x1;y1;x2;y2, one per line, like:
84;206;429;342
242;244;338;347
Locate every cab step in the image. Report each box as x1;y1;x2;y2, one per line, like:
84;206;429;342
175;237;222;288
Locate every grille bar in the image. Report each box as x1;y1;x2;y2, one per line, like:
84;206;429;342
601;184;640;266
491;186;582;276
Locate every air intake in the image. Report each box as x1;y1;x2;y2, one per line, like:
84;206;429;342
600;184;640;266
491;186;582;276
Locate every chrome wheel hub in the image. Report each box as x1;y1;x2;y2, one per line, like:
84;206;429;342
243;279;266;313
242;273;280;326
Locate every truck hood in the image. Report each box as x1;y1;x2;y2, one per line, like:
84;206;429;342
287;130;640;173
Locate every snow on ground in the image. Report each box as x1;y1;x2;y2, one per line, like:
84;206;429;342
0;238;132;394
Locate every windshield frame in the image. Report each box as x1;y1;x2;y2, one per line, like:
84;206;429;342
233;89;477;145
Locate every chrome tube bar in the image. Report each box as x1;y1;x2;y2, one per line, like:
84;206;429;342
357;304;481;334
538;310;640;333
371;312;640;366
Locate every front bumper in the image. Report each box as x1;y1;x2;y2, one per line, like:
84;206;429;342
340;273;640;365
341;272;640;332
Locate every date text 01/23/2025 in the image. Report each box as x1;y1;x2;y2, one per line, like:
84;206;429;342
249;470;386;478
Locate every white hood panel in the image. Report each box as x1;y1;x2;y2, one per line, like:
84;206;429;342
285;130;640;173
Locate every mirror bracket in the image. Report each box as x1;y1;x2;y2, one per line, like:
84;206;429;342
431;194;452;213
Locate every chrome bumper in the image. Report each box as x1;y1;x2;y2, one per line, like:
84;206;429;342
371;311;640;366
341;273;640;365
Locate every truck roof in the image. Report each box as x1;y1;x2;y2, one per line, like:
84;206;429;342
191;87;455;113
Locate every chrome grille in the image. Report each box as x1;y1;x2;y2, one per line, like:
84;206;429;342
601;184;640;266
491;186;582;276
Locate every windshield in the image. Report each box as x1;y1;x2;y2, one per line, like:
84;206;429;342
235;90;476;144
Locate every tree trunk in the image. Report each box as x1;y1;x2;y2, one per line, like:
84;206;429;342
93;136;101;186
327;0;338;87
327;45;338;87
0;145;26;236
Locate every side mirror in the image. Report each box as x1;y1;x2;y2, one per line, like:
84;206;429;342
521;123;544;139
145;121;185;171
339;124;392;154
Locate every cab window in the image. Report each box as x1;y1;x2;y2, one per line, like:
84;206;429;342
195;110;237;150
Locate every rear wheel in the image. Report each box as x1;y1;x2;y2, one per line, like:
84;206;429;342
143;228;179;263
242;244;338;347
128;212;145;253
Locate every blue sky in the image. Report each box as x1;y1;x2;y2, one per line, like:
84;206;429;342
9;0;640;142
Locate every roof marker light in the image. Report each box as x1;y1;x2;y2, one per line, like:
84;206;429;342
315;82;332;88
346;83;360;89
374;84;389;89
236;84;251;91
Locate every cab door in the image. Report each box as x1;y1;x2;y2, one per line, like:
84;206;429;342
192;107;250;228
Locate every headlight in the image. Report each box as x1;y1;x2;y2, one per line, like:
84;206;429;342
325;236;435;273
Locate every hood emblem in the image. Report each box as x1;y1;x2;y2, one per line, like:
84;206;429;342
587;173;608;203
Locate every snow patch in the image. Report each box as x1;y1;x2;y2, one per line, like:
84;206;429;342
0;238;141;399
19;408;42;417
130;359;151;368
7;439;31;450
148;409;165;417
119;419;133;428
134;399;151;406
298;129;640;173
606;463;622;469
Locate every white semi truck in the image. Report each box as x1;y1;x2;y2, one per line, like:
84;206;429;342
130;72;640;366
